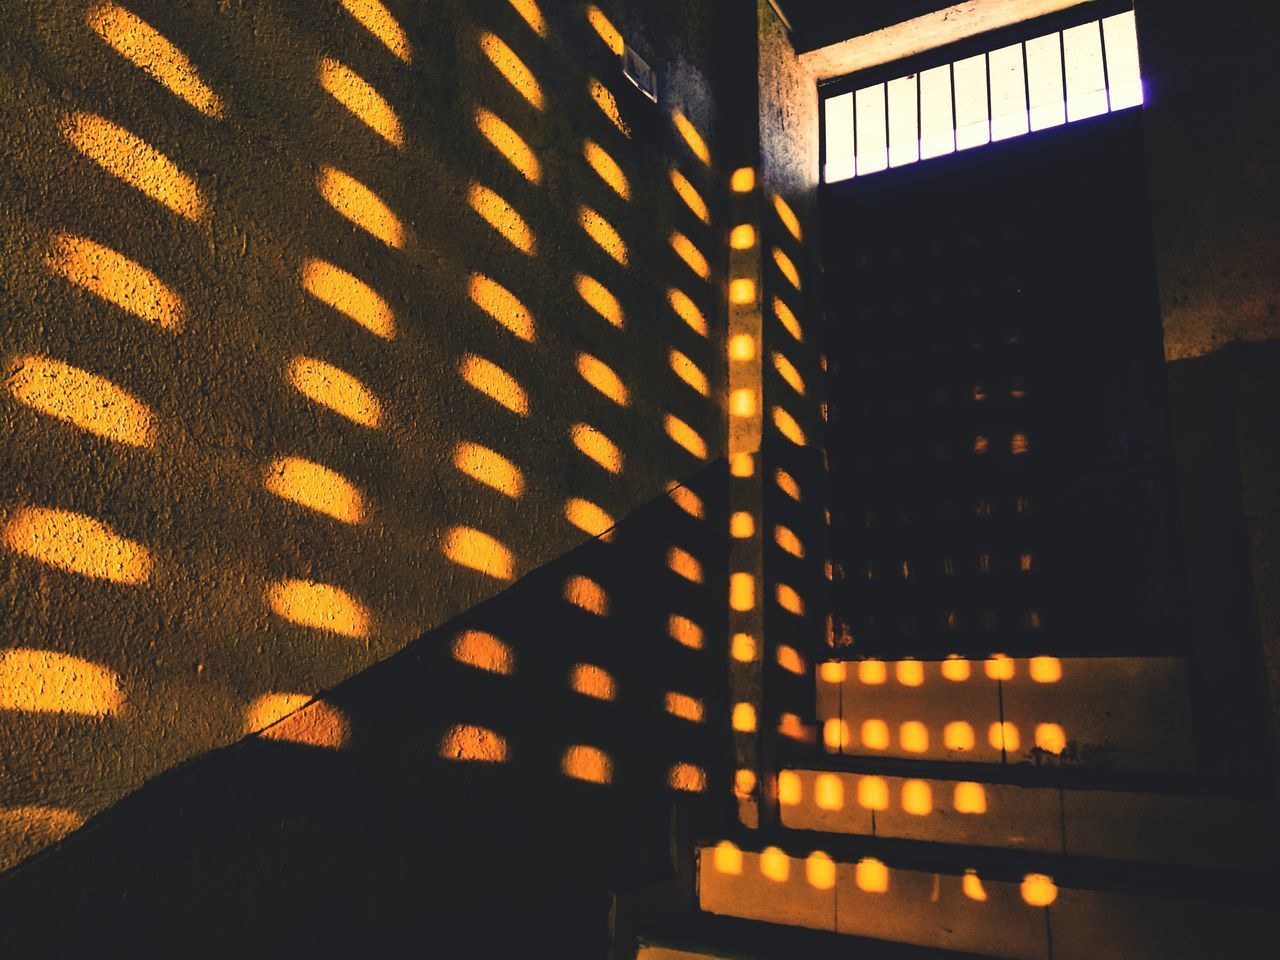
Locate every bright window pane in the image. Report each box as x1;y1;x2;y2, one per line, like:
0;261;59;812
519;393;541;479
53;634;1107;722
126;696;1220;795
1103;11;1143;109
989;43;1028;141
1064;22;1108;120
953;55;989;150
1026;33;1066;130
919;64;954;159
855;84;888;175
824;92;856;182
887;75;919;167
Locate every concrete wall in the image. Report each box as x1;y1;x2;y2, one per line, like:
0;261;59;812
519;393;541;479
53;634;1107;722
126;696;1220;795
0;0;730;871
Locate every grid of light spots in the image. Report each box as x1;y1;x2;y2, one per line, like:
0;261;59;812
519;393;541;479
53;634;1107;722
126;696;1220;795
822;10;1143;182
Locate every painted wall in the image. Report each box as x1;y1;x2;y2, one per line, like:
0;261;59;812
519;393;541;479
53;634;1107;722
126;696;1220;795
0;0;730;871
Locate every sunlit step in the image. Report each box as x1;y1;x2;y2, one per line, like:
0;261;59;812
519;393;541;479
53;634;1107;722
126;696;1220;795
778;767;1261;866
697;841;1269;960
816;657;1192;771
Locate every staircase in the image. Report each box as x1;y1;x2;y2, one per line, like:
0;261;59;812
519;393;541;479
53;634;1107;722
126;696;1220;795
631;656;1277;959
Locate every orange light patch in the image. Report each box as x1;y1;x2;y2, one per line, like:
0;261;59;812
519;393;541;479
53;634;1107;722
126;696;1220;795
730;224;756;250
954;781;987;814
772;406;805;445
984;654;1015;680
249;694;351;749
942;656;972;681
3;507;149;584
760;845;789;882
731;167;756;192
668;614;703;650
1022;873;1058;907
731;633;756;662
565;498;615;538
47;233;183;331
858;659;887;684
667;546;703;584
508;0;547;37
669;350;709;396
589;78;630;136
772;352;805;395
571;423;623;473
776;584;803;615
670;169;710;223
63;112;204;220
805;850;836;890
815;773;844;810
671;232;710;279
729;572;755;611
860;719;890;750
583;140;629;198
0;807;85;869
268;579;371;638
730;512;755;538
577;354;628;405
562;744;612;784
0;649;123;716
990;721;1021;752
319;57;403;146
87;2;224;117
775;469;801;500
666;691;705;723
564;574;609;615
774;525;803;558
579;205;627;264
460;354;529;415
469;274;535;342
302;258;396;339
469;184;535;253
287;356;382;428
670;763;707;792
667;483;704;519
1030;656;1063;683
576;274;623;327
7;355;154;447
773;297;803;342
569;663;616;700
713;840;743;874
823;718;851;750
944;721;976;752
453;442;524;497
730;389;756;418
318;166;405;248
340;0;410;61
480;32;544;109
665;414;707;459
673;112;710;166
475;107;540;182
586;4;624;54
440;724;507;761
730;278;757;305
896;660;924;687
734;768;757;798
265;456;365;524
1035;723;1067;754
902;779;933;815
730;453;754;477
443;526;515;580
731;701;757;732
772;194;802;241
668;289;708;336
857;775;889;811
773;248;801;289
452;629;515;675
901;721;929;753
963;870;988;901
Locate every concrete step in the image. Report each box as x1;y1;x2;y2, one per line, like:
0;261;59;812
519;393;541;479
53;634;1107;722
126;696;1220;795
776;766;1265;866
695;838;1273;959
816;656;1193;772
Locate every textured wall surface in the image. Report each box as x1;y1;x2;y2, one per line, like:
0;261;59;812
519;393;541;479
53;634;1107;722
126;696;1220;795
0;0;728;871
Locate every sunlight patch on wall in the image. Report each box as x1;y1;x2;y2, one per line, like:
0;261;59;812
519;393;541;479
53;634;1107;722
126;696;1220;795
670;169;710;224
730;224;756;250
1021;873;1058;907
469;273;536;342
63;112;205;220
469;184;535;254
443;526;515;581
773;297;803;342
713;840;743;875
265;456;366;524
318;166;406;248
6;355;155;447
589;78;630;136
772;195;802;242
454;442;524;498
475;108;541;183
668;614;703;650
731;633;756;662
668;762;707;792
669;349;709;396
670;232;710;280
569;663;615;700
339;0;411;63
0;649;123;716
577;353;628;405
460;354;529;415
583;140;629;199
579;205;628;264
0;807;84;872
87;3;225;117
665;414;707;460
776;644;804;674
287;356;382;428
772;248;801;289
481;32;544;110
673;112;710;166
571;423;623;473
774;525;803;558
3;507;150;584
772;406;805;445
267;578;371;638
565;574;609;616
247;693;351;749
856;857;889;893
666;691;705;723
452;629;515;675
668;288;708;337
440;724;508;762
668;547;703;584
776;583;803;615
565;498;614;538
760;846;789;882
576;274;623;327
963;869;988;901
563;744;613;784
508;0;548;38
731;702;756;732
302;258;396;339
319;57;404;147
47;233;184;331
586;4;624;55
729;572;754;612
